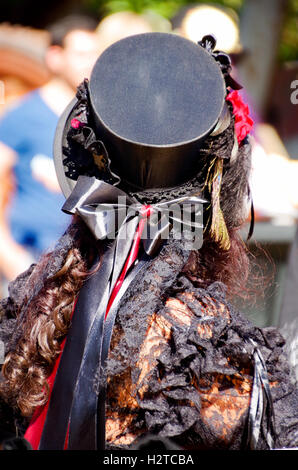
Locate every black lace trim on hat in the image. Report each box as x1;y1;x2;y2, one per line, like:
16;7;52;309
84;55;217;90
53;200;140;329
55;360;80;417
198;35;243;91
62;80;120;187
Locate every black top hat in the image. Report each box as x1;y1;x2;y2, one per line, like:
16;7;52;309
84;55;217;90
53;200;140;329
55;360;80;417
54;32;231;199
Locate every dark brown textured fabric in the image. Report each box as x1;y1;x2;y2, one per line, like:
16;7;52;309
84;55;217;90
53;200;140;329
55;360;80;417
104;278;298;450
101;241;298;450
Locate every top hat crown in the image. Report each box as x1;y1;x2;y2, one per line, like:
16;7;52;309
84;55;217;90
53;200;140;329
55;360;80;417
54;32;228;197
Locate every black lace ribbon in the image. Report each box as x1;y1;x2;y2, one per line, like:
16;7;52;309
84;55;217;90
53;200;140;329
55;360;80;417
246;339;276;449
198;35;243;91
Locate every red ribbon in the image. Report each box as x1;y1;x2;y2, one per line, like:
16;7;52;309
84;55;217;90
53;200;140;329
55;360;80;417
105;204;152;318
226;90;254;144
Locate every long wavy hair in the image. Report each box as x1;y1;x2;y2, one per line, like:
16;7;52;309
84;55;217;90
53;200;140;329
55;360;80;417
0;113;263;418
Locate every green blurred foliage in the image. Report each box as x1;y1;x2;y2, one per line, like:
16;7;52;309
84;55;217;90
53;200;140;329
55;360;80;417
279;0;298;62
86;0;297;63
90;0;244;18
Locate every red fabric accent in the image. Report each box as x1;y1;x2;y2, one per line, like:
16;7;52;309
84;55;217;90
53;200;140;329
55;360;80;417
24;336;68;450
226;90;254;144
64;423;70;450
70;118;84;129
24;204;152;449
105;204;152;319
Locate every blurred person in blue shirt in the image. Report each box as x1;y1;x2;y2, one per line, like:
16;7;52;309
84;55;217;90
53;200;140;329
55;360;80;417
0;14;100;282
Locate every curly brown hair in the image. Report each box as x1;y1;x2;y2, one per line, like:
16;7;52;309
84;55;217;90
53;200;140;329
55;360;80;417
0;220;100;416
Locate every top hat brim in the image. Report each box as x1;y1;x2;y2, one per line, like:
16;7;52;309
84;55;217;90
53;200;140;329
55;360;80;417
54;97;78;198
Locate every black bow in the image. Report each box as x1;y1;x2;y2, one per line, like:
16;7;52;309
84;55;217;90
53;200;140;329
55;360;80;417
62;175;207;258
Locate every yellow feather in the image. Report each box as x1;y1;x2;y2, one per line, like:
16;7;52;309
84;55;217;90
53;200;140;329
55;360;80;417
208;158;230;250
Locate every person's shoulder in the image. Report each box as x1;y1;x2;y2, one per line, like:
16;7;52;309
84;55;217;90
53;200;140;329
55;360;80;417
0;89;46;123
0;89;53;148
3;89;38;112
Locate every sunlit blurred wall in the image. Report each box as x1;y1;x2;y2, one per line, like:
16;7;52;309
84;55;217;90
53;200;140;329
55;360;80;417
95;10;171;56
171;3;241;54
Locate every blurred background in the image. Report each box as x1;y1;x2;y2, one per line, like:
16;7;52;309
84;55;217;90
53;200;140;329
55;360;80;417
0;0;297;335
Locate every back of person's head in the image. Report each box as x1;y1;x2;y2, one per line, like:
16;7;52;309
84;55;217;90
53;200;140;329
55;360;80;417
47;14;98;47
96;11;153;53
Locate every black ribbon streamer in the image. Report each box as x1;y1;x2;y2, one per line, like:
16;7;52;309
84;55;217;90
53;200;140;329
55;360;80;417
246;339;276;450
38;175;206;450
247;199;255;241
